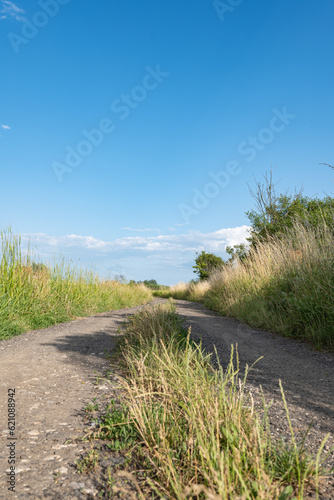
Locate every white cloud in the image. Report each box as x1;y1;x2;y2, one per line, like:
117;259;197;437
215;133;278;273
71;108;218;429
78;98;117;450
19;226;251;284
0;1;24;21
0;124;10;130
21;226;251;255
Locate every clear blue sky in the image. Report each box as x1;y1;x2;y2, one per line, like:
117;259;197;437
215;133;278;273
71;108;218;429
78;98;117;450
1;0;333;284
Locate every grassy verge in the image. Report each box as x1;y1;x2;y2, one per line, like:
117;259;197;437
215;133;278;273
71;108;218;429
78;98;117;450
95;302;332;499
154;280;209;302
155;223;334;350
0;229;152;340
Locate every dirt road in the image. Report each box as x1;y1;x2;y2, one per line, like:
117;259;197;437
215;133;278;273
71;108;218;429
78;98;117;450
0;303;152;499
0;299;333;498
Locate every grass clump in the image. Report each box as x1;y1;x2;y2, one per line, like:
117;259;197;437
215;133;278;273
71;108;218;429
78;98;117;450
0;228;152;340
103;303;331;499
76;448;100;474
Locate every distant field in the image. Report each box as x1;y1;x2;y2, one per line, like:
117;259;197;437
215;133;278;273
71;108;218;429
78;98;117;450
0;229;152;340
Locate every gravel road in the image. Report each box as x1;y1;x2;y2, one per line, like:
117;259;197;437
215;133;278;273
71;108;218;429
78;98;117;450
0;298;333;499
0;302;153;499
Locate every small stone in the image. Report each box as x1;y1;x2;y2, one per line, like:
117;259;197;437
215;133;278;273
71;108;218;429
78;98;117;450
85;488;98;496
14;467;31;473
69;481;85;490
56;466;68;474
44;455;61;461
28;430;40;436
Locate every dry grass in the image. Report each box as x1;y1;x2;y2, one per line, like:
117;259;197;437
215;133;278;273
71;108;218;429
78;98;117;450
155;280;209;302
156;222;334;350
111;302;331;499
206;223;334;349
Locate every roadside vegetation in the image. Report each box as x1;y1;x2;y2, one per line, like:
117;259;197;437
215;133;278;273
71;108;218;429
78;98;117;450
129;278;169;290
155;172;334;350
91;302;331;499
0;228;152;340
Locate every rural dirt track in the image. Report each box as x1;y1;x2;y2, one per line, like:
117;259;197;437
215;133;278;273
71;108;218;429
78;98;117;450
0;298;333;499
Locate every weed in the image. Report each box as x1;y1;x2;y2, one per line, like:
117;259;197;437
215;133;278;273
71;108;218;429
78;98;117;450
84;401;99;412
96;400;140;451
76;448;100;474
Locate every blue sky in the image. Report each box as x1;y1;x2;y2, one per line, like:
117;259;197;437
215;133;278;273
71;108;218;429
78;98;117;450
0;0;333;284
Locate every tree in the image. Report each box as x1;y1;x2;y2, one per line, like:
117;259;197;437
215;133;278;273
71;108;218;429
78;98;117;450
142;279;160;289
114;274;127;284
31;261;49;274
225;243;248;264
193;251;225;280
246;171;334;247
130;279;162;289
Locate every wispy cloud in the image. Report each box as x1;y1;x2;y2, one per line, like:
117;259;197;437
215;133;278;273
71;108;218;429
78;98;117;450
0;124;11;130
0;1;25;21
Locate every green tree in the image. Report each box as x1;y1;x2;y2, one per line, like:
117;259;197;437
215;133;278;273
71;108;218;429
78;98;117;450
246;171;334;247
31;262;49;274
143;279;160;289
225;244;248;264
193;251;225;280
114;274;127;284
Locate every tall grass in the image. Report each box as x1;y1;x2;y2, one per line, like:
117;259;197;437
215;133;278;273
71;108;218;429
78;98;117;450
109;303;331;499
154;280;209;301
206;223;334;350
0;229;152;340
155;222;334;350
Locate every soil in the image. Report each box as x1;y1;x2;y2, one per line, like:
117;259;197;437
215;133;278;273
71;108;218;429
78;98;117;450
0;298;333;499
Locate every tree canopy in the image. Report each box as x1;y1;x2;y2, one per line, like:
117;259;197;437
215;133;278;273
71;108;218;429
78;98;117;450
193;251;225;280
246;171;334;247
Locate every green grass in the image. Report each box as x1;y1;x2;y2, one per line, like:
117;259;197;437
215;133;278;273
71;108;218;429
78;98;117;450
100;303;332;499
76;448;100;474
95;399;142;452
0;228;152;340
